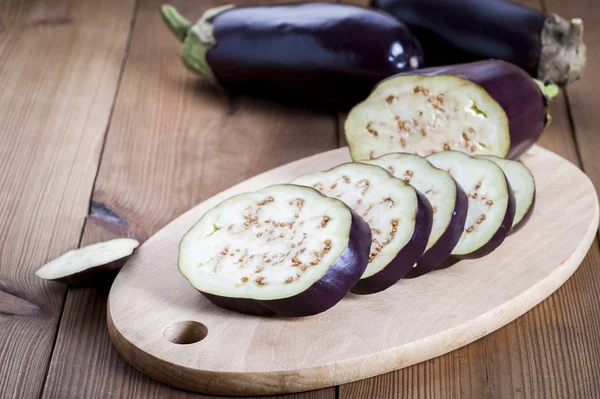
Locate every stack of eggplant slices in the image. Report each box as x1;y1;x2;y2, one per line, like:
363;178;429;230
36;0;585;317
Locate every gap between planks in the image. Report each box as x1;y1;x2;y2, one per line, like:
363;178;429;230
38;0;142;397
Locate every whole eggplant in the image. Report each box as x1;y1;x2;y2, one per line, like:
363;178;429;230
161;3;424;109
374;0;586;87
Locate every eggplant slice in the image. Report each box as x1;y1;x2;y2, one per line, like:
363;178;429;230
35;238;140;287
362;153;468;276
179;184;371;317
292;163;432;293
345;60;549;160
480;156;536;232
427;151;515;259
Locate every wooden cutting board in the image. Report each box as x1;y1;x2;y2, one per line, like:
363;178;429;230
107;145;599;396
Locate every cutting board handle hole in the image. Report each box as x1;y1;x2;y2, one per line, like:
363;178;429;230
163;320;208;344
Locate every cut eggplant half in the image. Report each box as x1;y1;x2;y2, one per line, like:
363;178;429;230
292;163;432;293
178;184;371;317
345;60;550;161
427;151;515;259
362;153;468;277
479;156;536;233
35;238;140;287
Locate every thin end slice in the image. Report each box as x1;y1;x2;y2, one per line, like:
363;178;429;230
427;151;515;259
345;74;509;160
292;162;432;293
35;238;140;287
362;153;468;276
179;184;371;317
479;155;536;232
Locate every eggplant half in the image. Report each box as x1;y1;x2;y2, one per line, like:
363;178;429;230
292;163;432;293
362;153;467;277
374;0;585;87
35;238;140;287
178;184;371;317
161;3;424;109
480;156;536;233
427;151;515;259
345;60;552;161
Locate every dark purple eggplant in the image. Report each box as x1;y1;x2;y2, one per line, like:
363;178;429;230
374;0;585;87
362;153;468;277
292;162;433;293
480;156;536;233
178;184;371;317
346;60;552;160
161;3;424;109
427;151;516;259
35;238;140;287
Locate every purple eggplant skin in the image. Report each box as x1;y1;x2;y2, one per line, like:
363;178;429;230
50;258;129;287
509;189;536;235
458;178;516;260
161;3;424;110
399;60;549;159
374;0;585;87
351;190;433;295
202;208;371;317
404;178;468;278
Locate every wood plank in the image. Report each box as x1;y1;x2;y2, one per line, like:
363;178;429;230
0;0;136;397
41;0;337;397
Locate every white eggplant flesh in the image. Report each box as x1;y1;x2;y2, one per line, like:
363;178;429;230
35;238;140;287
427;151;515;258
179;184;371;317
292;162;432;293
480;155;536;232
363;153;468;276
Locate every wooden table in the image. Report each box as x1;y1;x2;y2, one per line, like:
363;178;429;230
1;0;599;397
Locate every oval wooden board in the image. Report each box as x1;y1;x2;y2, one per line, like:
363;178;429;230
108;145;598;396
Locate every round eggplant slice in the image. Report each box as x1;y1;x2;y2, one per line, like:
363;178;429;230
292;163;432;294
479;156;536;233
362;153;468;277
178;184;371;317
345;60;550;161
427;151;515;259
35;238;140;287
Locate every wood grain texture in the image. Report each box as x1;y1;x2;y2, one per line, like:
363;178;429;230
41;0;337;398
0;0;136;397
107;145;597;396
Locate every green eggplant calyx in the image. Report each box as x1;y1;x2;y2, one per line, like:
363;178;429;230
181;28;217;84
161;5;234;84
161;5;191;42
534;79;560;100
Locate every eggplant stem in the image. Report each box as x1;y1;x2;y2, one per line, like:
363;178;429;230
161;5;191;42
